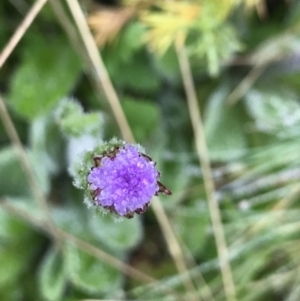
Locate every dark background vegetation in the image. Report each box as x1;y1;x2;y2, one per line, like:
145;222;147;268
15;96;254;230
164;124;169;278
1;0;300;300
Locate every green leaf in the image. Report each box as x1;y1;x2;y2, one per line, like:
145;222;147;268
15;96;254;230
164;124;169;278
173;205;210;254
154;46;181;84
55;98;104;138
0;202;42;288
104;49;160;94
65;244;122;295
250;34;299;65
204;86;247;160
102;22;144;66
30;114;65;175
0;246;24;286
158;90;190;150
115;22;145;62
0;3;8;48
279;71;300;95
119;52;161;93
189;24;241;76
52;204;93;242
9;35;81;120
158;153;191;205
0;282;21;301
0;238;40;287
88;213;143;253
39;248;66;301
0;147;31;197
0;147;50;198
3;197;45;225
245;88;300;134
122;97;159;142
0;205;34;241
286;0;300;27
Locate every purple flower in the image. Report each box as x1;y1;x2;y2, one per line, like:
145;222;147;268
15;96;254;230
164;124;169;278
87;144;171;218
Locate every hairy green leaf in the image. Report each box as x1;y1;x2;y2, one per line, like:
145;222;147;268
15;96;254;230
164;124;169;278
173;205;210;254
9;36;81;120
204;86;247;160
30;114;65;176
65;244;122;295
0;241;38;287
0;147;50;197
88;213;142;253
39;248;66;301
245;88;300;135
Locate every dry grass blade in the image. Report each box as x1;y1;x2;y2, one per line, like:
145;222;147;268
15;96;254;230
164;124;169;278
227;61;268;105
175;37;237;301
49;0;86;59
0;199;183;299
151;196;202;300
231;183;300;243
0;95;60;242
65;0;134;143
0;0;48;68
0;200;152;283
64;0;199;297
255;0;267;19
227;23;300;106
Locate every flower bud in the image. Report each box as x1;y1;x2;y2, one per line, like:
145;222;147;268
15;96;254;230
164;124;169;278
73;138;171;218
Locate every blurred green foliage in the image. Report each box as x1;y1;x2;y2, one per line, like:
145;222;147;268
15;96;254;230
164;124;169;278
1;0;300;300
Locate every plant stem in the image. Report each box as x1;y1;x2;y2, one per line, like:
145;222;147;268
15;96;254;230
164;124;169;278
0;95;60;243
175;39;237;301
